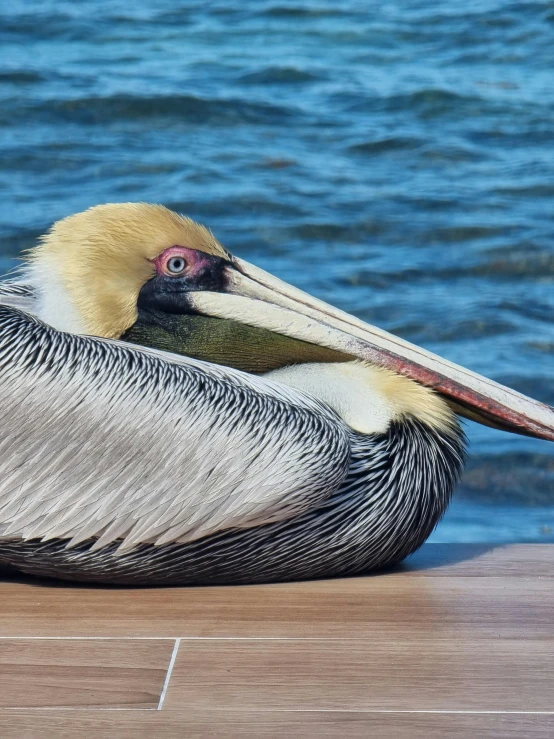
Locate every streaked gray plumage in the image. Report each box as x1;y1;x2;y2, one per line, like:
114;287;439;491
0;304;350;548
0;290;465;584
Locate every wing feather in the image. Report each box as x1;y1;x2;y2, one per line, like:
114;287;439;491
0;306;351;551
0;280;37;314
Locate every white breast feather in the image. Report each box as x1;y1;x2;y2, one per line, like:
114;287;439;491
25;263;86;334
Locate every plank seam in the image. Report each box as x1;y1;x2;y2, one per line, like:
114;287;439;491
157;638;181;711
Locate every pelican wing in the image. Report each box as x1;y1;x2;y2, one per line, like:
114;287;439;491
0;306;351;551
0;280;36;314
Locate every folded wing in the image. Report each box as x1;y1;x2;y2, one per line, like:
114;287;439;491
0;306;351;551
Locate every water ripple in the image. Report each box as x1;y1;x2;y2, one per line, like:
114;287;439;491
0;94;296;126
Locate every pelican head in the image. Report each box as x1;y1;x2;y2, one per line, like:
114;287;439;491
27;202;554;442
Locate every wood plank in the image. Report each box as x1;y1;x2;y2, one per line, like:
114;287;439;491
0;639;175;709
404;543;554;577
0;545;552;737
163;637;554;713
0;574;551;639
0;710;553;739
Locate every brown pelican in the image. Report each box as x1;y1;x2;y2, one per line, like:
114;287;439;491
0;203;552;584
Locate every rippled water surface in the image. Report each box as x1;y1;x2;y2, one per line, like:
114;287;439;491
1;0;553;542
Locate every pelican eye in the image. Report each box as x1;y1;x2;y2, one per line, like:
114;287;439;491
166;256;187;275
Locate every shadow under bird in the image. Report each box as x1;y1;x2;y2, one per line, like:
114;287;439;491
0;203;552;584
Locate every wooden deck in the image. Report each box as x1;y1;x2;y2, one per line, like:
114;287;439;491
0;543;552;738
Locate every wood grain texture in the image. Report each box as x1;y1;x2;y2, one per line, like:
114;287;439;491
0;545;552;640
404;543;554;577
0;711;553;739
165;637;554;712
0;639;174;709
0;544;552;738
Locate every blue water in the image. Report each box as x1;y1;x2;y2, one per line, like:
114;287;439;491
0;1;552;542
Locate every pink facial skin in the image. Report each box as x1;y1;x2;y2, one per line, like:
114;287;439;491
152;245;217;279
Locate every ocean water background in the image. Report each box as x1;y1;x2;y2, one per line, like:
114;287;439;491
0;0;552;542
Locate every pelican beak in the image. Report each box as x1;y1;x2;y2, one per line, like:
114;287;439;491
186;257;554;442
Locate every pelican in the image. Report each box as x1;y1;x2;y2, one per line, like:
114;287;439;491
0;203;552;584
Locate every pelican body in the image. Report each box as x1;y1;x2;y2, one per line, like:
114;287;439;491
0;204;551;584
